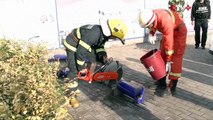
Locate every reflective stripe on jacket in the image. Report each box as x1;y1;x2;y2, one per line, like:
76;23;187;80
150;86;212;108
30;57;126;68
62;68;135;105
150;9;184;62
64;25;108;70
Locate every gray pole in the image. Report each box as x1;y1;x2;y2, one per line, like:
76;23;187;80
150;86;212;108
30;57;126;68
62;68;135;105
143;0;148;42
54;0;60;48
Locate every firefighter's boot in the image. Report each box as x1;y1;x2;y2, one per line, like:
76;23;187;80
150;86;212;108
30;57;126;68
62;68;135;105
168;80;178;96
154;76;169;97
156;76;167;89
154;80;159;85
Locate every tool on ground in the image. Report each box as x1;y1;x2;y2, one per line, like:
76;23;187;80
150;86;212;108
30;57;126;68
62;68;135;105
66;81;78;89
68;89;81;108
78;58;122;84
69;96;79;108
117;78;145;104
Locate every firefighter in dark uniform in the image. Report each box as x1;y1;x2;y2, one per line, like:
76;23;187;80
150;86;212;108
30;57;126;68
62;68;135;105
63;19;128;79
191;0;211;49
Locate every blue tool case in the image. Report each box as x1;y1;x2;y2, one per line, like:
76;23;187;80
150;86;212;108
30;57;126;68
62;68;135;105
117;79;145;104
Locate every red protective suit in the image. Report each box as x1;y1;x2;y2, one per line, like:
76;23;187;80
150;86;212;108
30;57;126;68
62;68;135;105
150;9;187;80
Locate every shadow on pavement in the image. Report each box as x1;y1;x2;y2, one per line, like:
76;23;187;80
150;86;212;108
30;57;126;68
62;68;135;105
66;62;160;120
184;44;213;65
135;40;213;111
182;44;213;86
182;70;213;86
175;87;213;110
59;39;213;119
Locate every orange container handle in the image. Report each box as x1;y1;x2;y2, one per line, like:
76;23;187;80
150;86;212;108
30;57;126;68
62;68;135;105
78;68;93;83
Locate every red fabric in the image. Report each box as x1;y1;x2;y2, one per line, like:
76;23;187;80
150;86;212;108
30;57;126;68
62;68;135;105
150;9;187;80
151;9;174;62
169;4;176;11
169;25;187;80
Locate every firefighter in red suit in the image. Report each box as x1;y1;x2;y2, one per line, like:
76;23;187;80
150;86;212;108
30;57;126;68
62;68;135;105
138;9;187;95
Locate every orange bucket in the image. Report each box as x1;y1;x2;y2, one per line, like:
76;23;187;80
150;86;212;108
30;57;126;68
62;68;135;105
140;49;166;80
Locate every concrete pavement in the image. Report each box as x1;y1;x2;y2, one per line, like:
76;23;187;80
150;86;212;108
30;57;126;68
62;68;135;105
66;37;213;120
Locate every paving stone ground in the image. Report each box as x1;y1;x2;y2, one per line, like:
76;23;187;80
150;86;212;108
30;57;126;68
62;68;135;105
60;35;213;120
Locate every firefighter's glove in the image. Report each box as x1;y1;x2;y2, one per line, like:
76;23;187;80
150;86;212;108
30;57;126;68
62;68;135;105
103;55;108;64
96;51;107;64
148;35;156;44
166;62;173;73
79;68;89;78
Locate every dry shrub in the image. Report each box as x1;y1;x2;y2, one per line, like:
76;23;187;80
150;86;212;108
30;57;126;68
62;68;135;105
0;39;67;119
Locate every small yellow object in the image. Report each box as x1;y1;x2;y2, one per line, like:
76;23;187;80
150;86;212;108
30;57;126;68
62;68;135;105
75;89;81;94
69;97;79;108
67;81;78;88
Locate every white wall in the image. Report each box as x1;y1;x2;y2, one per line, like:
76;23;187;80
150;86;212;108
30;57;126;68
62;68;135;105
0;0;59;49
0;0;212;49
57;0;146;39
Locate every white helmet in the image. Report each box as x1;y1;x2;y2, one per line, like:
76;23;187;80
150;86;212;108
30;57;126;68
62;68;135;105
138;9;156;28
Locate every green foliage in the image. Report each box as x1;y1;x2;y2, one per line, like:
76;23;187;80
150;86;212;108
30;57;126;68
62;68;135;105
168;0;186;17
0;39;66;119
